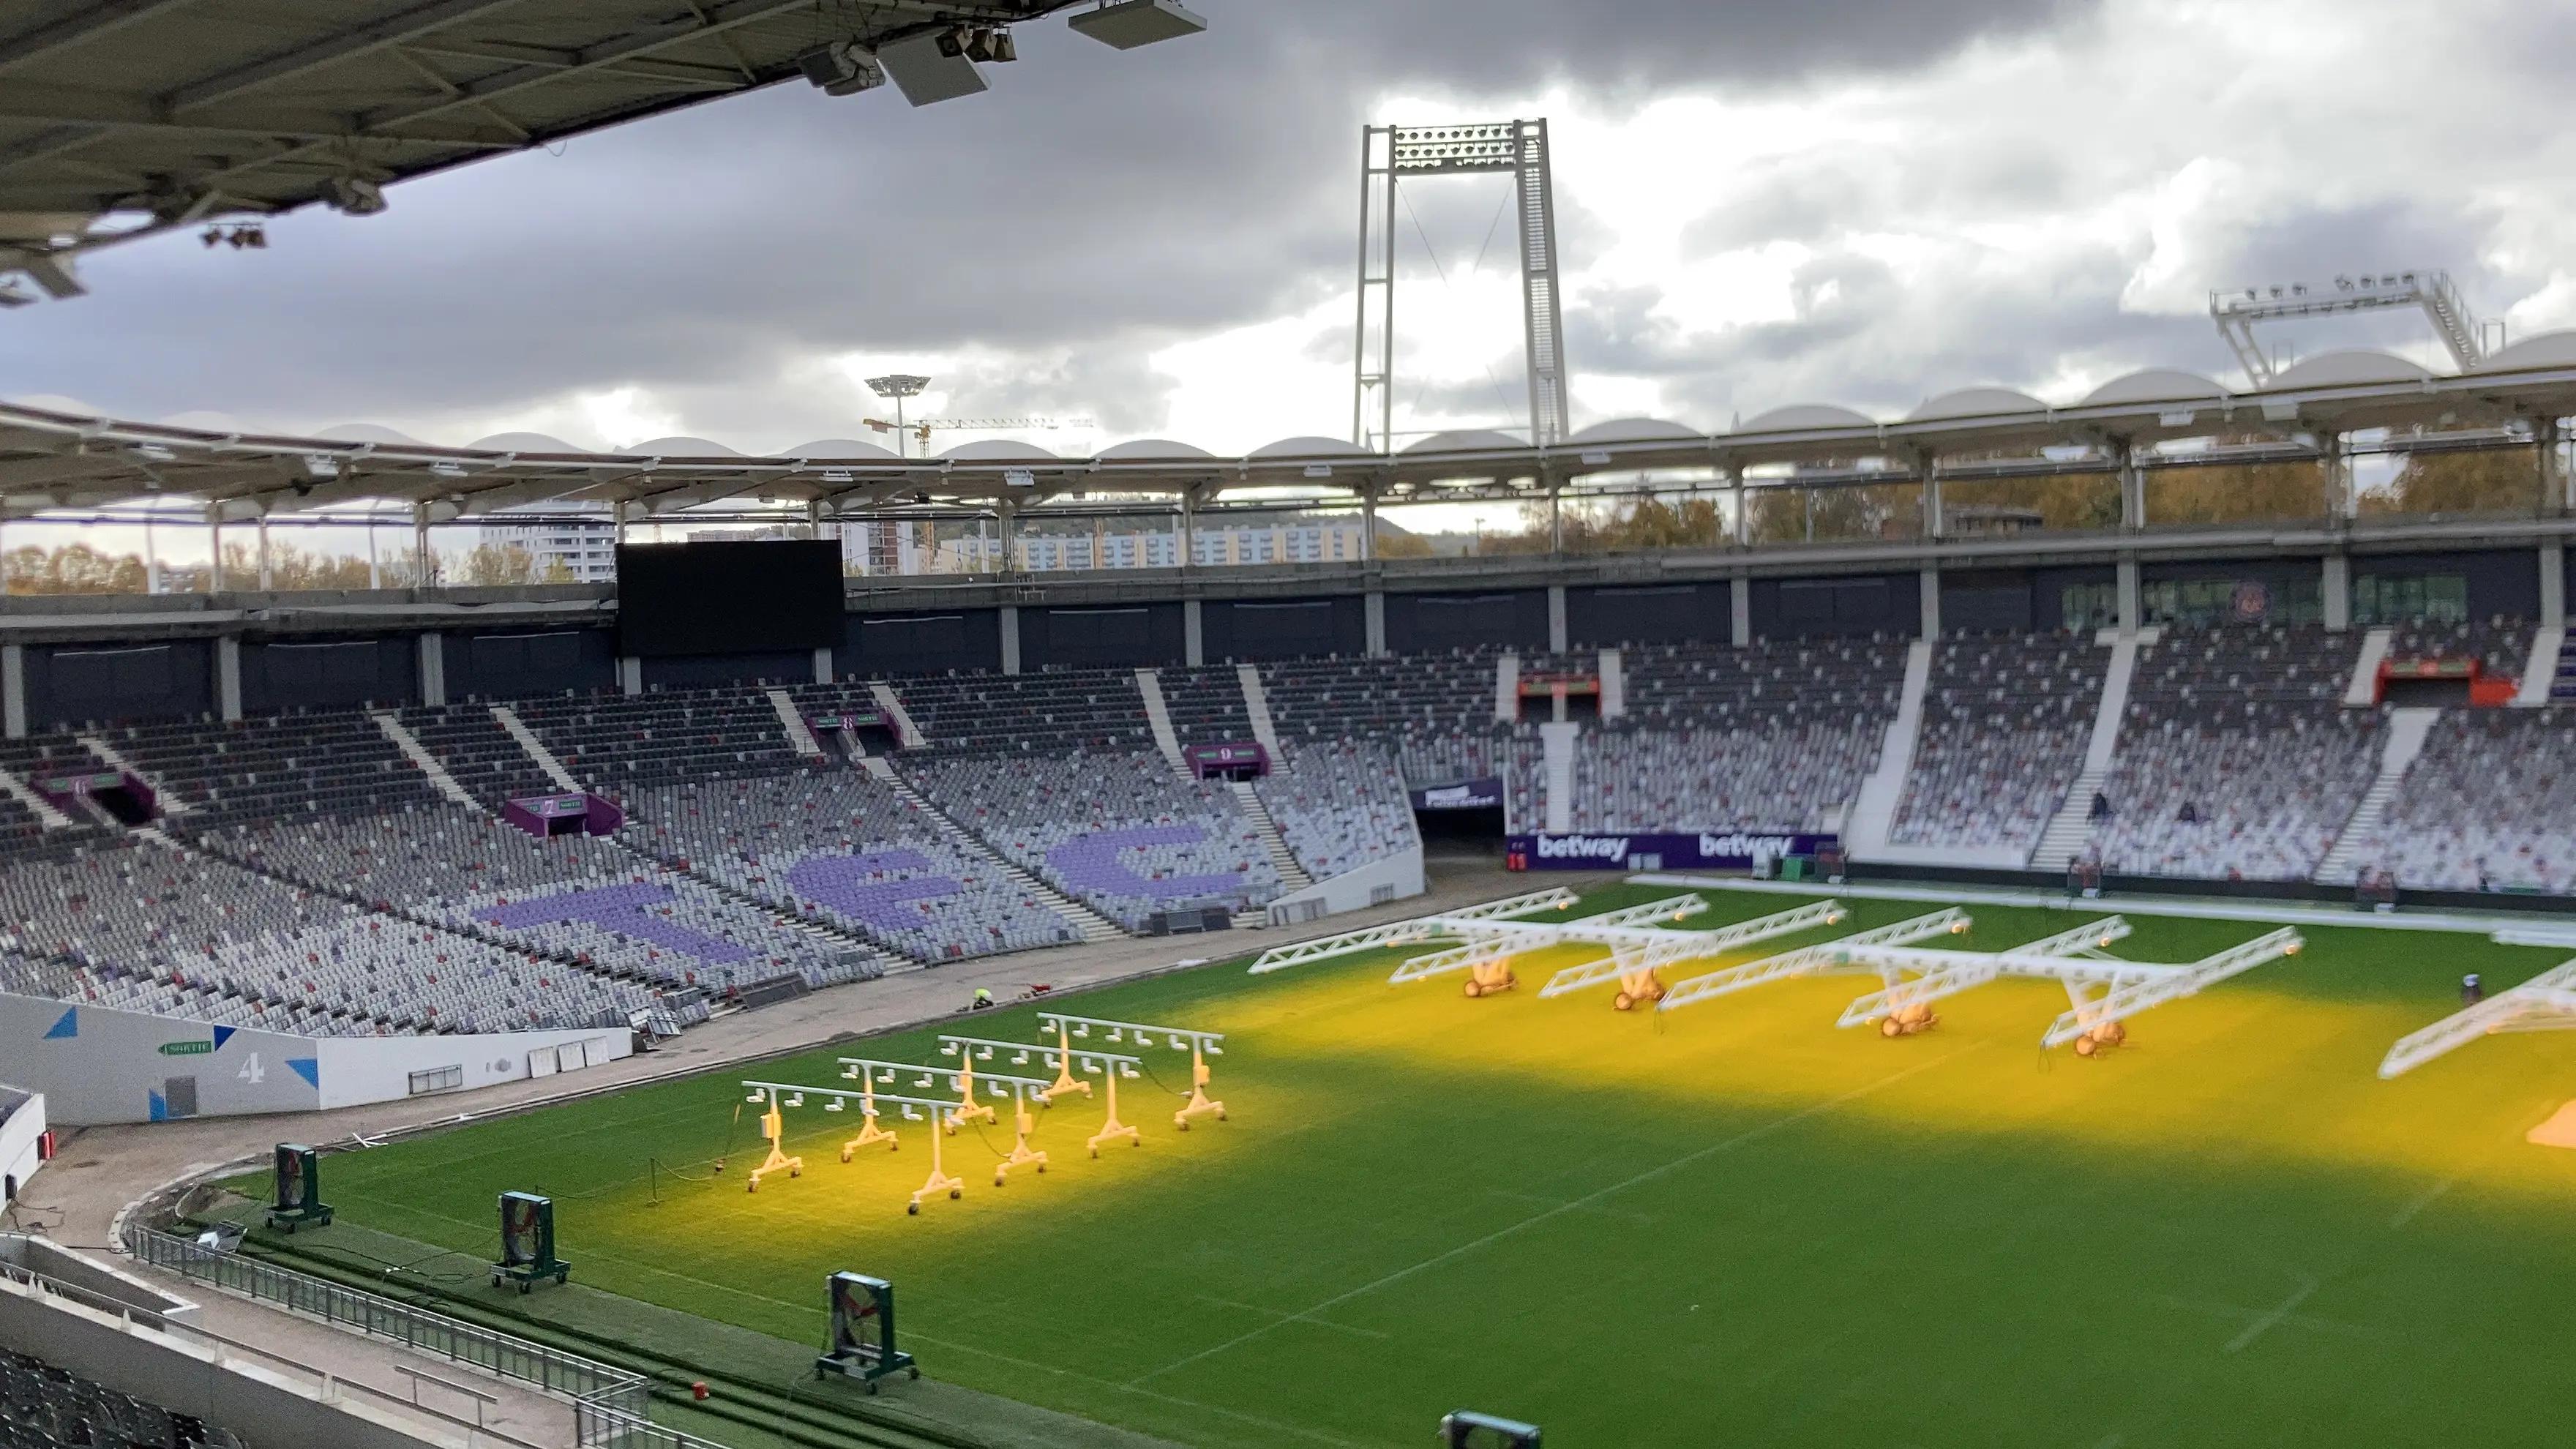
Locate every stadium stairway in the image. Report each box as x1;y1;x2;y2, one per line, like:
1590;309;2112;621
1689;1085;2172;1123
2343;626;2395;705
78;729;192;815
861;756;1126;943
371;710;479;806
866;682;926;747
0;759;73;829
2029;629;2143;871
490;703;584;793
2519;624;2567;704
1237;662;1285;757
1134;667;1192;779
767;687;826;757
1228;778;1313;895
1845;638;1934;855
2313;705;2443;883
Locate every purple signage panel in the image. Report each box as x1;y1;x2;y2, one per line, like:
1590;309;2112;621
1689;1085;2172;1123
1505;831;1839;872
1184;741;1268;768
1410;777;1503;811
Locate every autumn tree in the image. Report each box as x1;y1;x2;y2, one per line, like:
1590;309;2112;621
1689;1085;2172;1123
1;543;149;594
2361;446;2545;517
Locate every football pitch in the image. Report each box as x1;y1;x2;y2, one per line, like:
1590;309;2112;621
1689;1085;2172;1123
243;883;2576;1448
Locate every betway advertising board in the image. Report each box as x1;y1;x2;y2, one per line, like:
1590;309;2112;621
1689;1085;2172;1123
1505;831;1838;872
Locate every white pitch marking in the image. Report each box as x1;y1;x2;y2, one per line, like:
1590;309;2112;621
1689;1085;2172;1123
2223;1276;2320;1353
2387;1175;2456;1230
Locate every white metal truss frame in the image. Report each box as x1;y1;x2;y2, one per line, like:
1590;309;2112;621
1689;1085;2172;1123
744;1077;962;1125
1245;888;1579;974
1385;893;1710;985
1834;918;2135;1027
1828;923;2298;1049
1657;909;1972;1013
2378;956;2576;1079
1031;1012;1224;1057
1536;900;1849;999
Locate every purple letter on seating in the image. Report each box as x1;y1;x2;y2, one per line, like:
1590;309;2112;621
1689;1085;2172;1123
479;883;752;965
1044;825;1240;902
785;850;962;929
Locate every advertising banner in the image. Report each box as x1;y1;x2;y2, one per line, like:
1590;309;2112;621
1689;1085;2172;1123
1410;777;1504;811
1504;831;1838;872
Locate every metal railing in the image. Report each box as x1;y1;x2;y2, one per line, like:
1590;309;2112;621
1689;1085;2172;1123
117;1221;735;1447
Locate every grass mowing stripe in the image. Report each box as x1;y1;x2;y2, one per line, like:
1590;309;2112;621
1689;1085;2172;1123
1128;1041;1982;1387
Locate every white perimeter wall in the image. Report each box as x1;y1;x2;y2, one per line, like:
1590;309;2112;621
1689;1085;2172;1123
0;992;630;1126
1265;844;1426;925
0;1089;44;1203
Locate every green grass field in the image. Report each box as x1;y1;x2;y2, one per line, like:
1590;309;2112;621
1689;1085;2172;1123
235;884;2576;1448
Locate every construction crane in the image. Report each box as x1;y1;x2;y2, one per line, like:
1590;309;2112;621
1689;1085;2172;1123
2209;269;2501;386
860;416;1096;457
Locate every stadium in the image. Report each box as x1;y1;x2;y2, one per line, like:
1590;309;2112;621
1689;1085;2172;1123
4;4;2576;1448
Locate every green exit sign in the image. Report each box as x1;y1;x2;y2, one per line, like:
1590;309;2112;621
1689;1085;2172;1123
158;1039;214;1057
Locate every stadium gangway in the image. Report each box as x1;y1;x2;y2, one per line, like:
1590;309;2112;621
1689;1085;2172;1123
1387;894;1712;986
1834;918;2133;1028
2378;956;2576;1079
1246;888;1579;974
1537;900;1850;1003
1656;909;1972;1014
744;1077;984;1210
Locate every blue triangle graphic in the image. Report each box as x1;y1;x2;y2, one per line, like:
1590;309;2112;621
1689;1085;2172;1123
147;1089;167;1123
211;1025;236;1052
286;1057;320;1090
42;1007;77;1040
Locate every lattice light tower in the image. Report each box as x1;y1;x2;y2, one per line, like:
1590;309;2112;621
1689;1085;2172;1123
1352;120;1573;452
2209;270;2497;386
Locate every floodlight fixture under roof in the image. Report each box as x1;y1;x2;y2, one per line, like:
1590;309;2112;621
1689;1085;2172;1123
1069;0;1208;48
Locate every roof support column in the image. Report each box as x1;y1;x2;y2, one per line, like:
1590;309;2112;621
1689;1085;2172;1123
1364;590;1387;659
1547;484;1564;555
413;505;435;591
997;501;1018;575
364;517;378;591
2322;553;2351;632
2113;438;2145;531
2540;415;2566;514
1919;566;1941;642
255;512;272;591
1358;485;1377;563
144;512;161;595
1730;574;1751;647
1920;452;1943;538
206;511;223;592
2538;540;2564;630
2322;430;2352;524
1729;467;1748;547
3;645;24;740
2116;558;2141;634
1183;599;1205;667
1179;488;1197;572
999;606;1022;676
216;635;242;722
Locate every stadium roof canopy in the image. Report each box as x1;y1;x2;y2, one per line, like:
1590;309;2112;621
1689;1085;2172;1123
0;0;1098;294
4;344;2575;524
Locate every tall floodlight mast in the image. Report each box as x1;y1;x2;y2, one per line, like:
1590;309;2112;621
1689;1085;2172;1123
1352;120;1572;452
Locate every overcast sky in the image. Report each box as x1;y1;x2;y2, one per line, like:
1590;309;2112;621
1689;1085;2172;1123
7;0;2574;470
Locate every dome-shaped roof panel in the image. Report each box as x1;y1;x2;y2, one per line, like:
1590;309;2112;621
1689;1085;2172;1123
938;439;1058;461
1565;417;1703;444
2473;330;2576;373
1097;438;1216;460
2078;369;2230;408
1401;428;1524;454
771;438;902;460
2270;350;2432;389
1249;435;1375;459
1736;402;1876;433
626;435;740;457
468;432;583;454
315;422;424;445
1907;386;2048;422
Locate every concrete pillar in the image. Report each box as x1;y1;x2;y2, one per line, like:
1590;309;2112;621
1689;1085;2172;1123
362;520;377;591
2323;553;2351;632
617;656;642;696
1730;575;1752;645
1729;468;1748;547
2322;430;2351;522
813;646;834;685
208;516;224;592
1920;455;1943;538
1359;490;1376;563
413;512;433;590
1000;604;1022;675
2;644;24;739
2116;558;2141;634
997;503;1019;574
1919;566;1941;641
1546;585;1568;654
255;514;272;591
417;632;446;708
1183;598;1204;667
2539;540;2565;629
2115;438;2146;530
2542;416;2568;514
1179;492;1197;570
144;514;162;595
216;636;243;722
1548;487;1564;554
1363;591;1387;659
